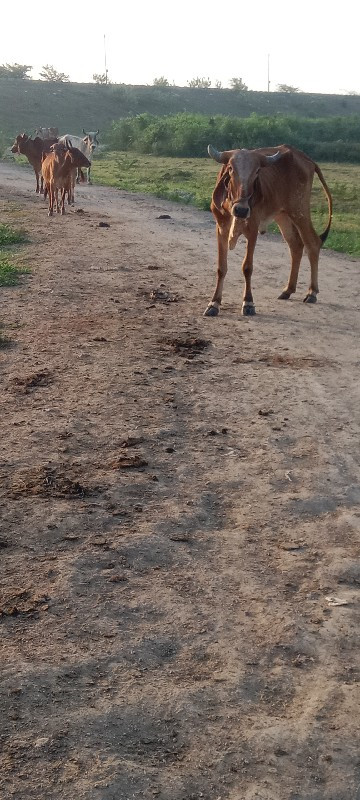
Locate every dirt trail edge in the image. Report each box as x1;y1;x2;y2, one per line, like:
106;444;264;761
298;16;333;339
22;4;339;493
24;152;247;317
1;161;360;800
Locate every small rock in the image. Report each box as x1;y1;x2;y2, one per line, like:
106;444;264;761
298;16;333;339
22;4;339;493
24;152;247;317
34;737;50;748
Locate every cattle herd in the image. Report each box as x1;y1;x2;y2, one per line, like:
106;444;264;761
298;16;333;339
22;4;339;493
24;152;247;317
10;128;333;315
10;127;99;216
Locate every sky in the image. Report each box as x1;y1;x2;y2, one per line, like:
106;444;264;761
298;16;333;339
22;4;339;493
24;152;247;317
1;0;360;95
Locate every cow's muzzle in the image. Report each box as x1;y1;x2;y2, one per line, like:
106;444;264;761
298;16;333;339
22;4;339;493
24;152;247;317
232;203;250;219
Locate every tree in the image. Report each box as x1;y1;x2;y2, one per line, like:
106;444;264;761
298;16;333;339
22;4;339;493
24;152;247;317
39;65;69;82
215;80;222;89
188;77;211;89
277;84;299;93
153;76;170;87
93;72;110;85
0;63;32;79
229;77;248;91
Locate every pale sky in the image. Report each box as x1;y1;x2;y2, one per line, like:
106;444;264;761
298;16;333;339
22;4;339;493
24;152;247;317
2;0;360;95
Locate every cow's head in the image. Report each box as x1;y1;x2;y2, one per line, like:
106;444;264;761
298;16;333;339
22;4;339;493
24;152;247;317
208;144;283;219
82;129;99;153
11;133;29;153
50;139;71;154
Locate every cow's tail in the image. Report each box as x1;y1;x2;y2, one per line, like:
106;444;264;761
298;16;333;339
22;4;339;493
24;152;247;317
314;164;333;244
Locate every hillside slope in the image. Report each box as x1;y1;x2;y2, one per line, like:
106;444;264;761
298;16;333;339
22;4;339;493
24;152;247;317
1;79;360;141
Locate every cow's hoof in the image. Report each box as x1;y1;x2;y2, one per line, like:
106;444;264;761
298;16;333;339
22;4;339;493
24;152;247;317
278;290;291;300
204;302;220;317
48;211;53;217
241;302;256;316
303;292;317;304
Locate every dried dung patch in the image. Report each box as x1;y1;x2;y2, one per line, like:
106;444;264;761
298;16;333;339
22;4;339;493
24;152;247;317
119;436;145;448
0;587;50;617
233;353;331;369
162;336;211;359
10;370;52;393
9;466;95;499
140;287;181;304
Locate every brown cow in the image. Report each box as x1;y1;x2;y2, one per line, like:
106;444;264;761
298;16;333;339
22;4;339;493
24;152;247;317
42;145;90;216
11;133;58;193
204;144;333;316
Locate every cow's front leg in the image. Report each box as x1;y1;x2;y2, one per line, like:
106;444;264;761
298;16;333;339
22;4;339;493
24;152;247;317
87;166;92;185
35;170;40;194
241;230;258;315
204;219;231;317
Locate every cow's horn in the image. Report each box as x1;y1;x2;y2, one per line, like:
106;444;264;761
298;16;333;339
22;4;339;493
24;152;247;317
208;144;225;163
83;128;87;135
265;150;282;164
96;129;99;135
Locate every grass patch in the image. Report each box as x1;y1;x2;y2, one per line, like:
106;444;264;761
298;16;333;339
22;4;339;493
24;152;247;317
0;222;27;247
92;152;218;211
92;152;360;258
0;219;28;287
0;256;26;286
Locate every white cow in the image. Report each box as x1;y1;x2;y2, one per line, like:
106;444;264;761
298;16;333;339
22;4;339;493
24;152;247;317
57;129;99;183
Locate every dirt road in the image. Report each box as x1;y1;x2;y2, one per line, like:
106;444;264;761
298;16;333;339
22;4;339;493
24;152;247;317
1;161;360;800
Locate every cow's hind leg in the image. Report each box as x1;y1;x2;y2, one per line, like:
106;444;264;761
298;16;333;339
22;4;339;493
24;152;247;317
204;218;232;317
276;213;304;299
295;219;322;303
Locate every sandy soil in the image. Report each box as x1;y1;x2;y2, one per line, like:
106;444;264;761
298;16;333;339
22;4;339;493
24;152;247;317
1;161;360;800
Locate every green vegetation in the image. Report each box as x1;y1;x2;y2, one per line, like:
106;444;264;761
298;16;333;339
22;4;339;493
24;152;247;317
92;153;360;257
0;258;24;286
0;223;26;247
105;112;360;162
0;222;28;286
93;152;218;210
0;63;32;80
2;77;360;145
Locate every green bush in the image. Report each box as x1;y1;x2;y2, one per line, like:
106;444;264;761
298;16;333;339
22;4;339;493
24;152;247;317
105;112;360;162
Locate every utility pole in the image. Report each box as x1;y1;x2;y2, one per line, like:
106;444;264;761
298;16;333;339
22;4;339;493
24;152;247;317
104;34;108;85
267;53;270;92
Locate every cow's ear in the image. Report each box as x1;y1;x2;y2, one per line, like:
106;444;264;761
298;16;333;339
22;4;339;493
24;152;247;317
212;166;230;211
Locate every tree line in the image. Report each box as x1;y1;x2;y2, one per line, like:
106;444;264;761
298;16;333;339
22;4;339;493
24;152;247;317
0;63;301;92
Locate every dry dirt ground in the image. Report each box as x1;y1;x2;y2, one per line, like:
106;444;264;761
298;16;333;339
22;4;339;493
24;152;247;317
1;161;360;800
